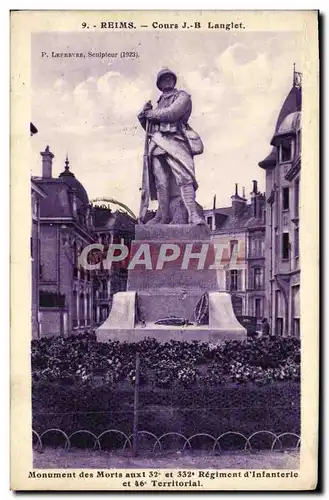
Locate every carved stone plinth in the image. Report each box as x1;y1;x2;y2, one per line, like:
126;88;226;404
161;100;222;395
96;224;246;343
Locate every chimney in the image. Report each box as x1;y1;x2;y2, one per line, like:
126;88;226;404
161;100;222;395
249;180;265;219
255;194;266;220
250;180;260;217
40;145;54;178
213;194;216;210
231;184;246;217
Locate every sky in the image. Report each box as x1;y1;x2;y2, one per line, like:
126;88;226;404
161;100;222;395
31;30;302;216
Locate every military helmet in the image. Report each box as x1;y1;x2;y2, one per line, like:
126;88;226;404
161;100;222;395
156;68;177;90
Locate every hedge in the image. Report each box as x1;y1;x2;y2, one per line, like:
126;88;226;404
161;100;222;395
32;380;300;439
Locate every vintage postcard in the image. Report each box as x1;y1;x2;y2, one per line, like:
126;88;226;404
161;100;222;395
10;10;319;491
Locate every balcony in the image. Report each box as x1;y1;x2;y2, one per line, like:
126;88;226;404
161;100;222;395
248;281;265;291
226;284;242;293
248;250;264;259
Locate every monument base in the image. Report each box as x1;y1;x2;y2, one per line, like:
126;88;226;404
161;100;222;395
95;224;246;344
96;325;246;344
95;291;246;344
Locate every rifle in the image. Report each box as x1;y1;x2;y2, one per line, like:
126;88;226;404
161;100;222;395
138;119;151;223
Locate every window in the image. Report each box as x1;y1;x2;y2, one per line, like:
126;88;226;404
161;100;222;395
101;306;108;321
250;239;255;257
72;290;77;327
275;232;279;257
255;298;262;318
86;294;90;323
293;318;300;337
291;285;300;337
282;232;290;260
226;270;242;291
39;291;65;308
232;295;243;316
230;240;238;258
295;179;300;217
276;317;284;336
230;270;238;291
275;290;283;335
33;199;38;217
73;242;78;278
31;193;38;218
282;187;289;210
99;280;108;299
79;293;84;324
254;268;264;290
250;238;264;257
261;240;265;256
280;139;292;163
207;216;212;228
297;130;301;155
295;227;299;257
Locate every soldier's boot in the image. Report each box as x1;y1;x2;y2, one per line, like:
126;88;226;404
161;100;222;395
147;187;170;225
180;184;206;225
146;208;163;225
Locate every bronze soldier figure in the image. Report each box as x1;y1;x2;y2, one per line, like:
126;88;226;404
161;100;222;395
138;68;205;225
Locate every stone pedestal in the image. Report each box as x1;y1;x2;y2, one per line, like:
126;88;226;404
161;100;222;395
96;224;246;343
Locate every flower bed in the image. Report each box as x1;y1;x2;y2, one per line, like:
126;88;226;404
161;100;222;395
32;335;300;387
32;335;300;439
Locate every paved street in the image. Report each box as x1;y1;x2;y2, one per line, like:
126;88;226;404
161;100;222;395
34;448;299;470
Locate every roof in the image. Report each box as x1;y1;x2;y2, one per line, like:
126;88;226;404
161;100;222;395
58;157;89;206
258;147;277;170
277;110;301;134
259;84;302;169
274;86;301;132
33;178;74;218
31;178;47;198
92;207;136;234
206;202;265;234
271;111;301;146
204;206;232;216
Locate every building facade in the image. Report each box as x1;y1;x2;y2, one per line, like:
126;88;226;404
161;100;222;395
259;73;301;337
31;180;46;338
92;206;136;326
204;181;266;331
32;146;136;338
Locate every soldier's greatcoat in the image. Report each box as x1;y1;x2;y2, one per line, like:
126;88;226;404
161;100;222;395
138;88;199;201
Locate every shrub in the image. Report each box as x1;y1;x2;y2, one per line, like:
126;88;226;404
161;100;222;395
31;334;300;387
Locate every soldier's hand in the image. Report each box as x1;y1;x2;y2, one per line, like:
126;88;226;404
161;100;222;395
144;109;155;120
143;100;153;112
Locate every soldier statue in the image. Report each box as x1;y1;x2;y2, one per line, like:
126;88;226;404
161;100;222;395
138;68;205;226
